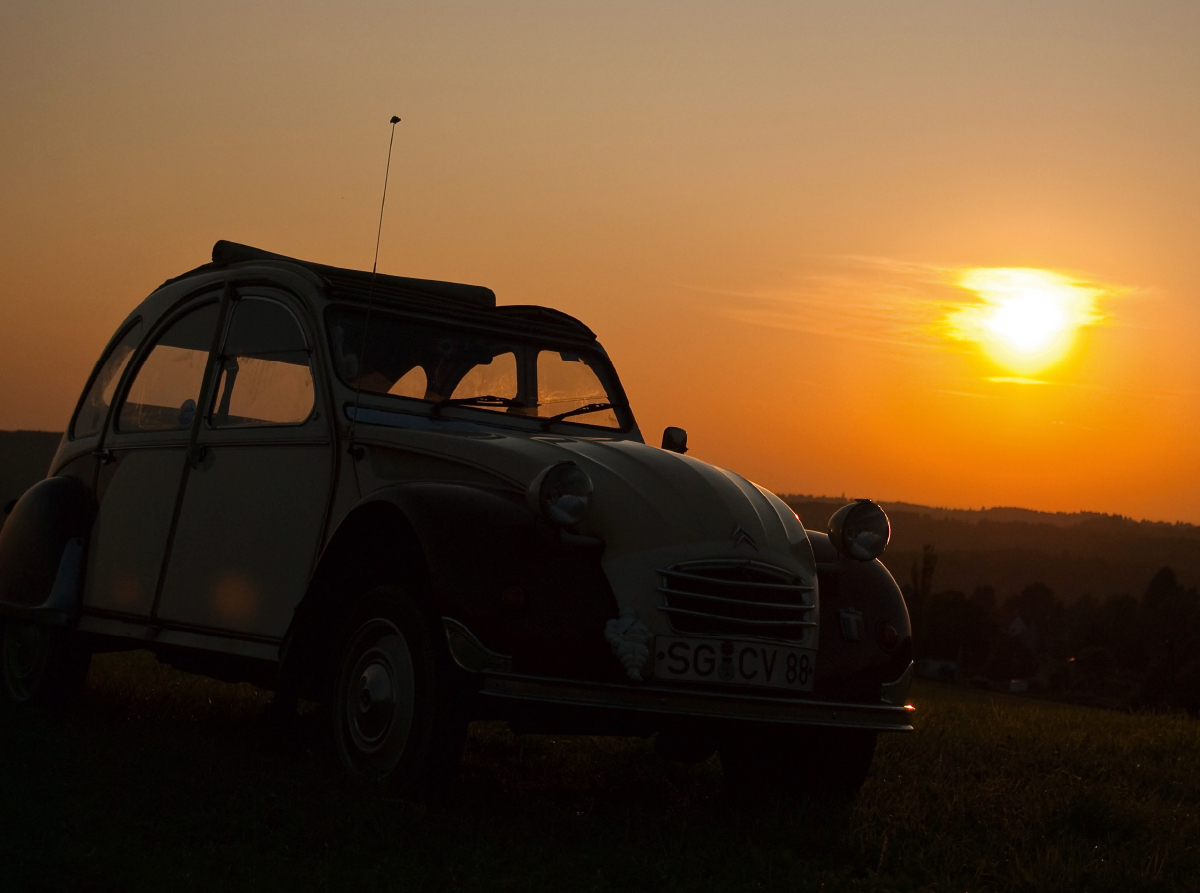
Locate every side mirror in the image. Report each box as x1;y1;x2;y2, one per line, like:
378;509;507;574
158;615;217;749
661;426;688;454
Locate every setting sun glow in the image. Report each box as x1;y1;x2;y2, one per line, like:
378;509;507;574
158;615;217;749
945;269;1105;376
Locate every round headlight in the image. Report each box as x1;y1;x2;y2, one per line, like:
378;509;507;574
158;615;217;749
828;499;891;561
527;461;594;527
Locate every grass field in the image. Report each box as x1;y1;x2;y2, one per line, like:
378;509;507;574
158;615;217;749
3;654;1199;892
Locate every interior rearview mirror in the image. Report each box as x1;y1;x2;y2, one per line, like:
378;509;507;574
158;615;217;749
661;426;688;454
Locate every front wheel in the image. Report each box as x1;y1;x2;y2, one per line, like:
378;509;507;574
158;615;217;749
328;587;466;799
720;725;877;801
0;619;91;713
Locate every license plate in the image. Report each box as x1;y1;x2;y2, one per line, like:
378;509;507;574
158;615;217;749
652;635;816;692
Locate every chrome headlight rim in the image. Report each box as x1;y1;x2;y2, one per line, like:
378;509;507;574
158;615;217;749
828;498;891;562
526;461;594;528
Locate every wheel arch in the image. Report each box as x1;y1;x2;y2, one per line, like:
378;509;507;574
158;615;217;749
279;482;532;699
279;494;433;700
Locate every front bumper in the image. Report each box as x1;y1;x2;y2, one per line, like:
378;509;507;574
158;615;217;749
481;671;914;732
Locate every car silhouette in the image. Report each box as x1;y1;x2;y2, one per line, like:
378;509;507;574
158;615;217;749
0;241;913;798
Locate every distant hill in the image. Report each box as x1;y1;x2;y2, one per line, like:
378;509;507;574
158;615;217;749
0;430;61;509
786;494;1164;529
784;495;1200;606
863;501;1116;528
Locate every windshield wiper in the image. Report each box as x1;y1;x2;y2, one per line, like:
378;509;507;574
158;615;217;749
541;402;615;427
432;394;523;413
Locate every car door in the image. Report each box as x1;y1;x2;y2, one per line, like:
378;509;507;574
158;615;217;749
83;299;221;620
154;292;334;640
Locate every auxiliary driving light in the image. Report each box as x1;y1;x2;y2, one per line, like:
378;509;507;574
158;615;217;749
828;498;891;561
527;461;594;527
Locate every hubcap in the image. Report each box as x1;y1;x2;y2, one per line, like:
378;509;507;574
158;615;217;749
354;657;396;745
339;619;415;771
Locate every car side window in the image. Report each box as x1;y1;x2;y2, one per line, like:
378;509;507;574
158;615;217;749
71;320;144;439
118;304;219;432
210;298;315;427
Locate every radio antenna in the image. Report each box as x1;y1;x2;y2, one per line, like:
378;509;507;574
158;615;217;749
349;114;401;446
372;115;402;279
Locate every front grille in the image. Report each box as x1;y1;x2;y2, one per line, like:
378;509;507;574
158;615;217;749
657;559;816;644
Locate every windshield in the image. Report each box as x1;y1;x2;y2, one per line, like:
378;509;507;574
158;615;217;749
326;306;625;429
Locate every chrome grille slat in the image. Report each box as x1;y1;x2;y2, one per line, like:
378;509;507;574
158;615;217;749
658;558;815;643
657;569;814;593
658;586;814;612
659;606;817;628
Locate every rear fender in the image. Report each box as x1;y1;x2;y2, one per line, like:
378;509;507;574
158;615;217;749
808;530;912;701
0;476;96;625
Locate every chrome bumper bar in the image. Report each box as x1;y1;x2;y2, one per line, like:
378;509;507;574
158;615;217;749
481;672;914;732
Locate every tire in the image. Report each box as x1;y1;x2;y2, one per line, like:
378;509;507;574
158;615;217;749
720;725;877;801
0;619;92;713
328;586;466;800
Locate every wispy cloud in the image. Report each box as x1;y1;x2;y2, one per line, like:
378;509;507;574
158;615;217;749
679;256;965;352
683;257;1132;369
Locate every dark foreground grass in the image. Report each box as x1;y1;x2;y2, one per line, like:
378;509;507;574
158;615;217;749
2;654;1199;892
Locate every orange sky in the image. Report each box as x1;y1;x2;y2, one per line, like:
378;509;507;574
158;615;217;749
3;2;1199;522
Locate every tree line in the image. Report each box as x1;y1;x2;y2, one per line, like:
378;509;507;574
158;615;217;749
903;544;1200;714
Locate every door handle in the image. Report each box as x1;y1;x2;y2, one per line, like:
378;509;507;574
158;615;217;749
91;448;115;465
187;445;208;468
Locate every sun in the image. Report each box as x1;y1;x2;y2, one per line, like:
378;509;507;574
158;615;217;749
944;268;1104;375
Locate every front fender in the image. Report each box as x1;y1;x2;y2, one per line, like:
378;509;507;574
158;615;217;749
808;531;912;701
0;475;96;623
313;483;621;680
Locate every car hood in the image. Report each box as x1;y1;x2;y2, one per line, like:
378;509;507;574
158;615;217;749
361;428;816;632
561;438;817;633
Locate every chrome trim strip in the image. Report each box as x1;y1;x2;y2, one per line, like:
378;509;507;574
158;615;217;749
657;587;815;612
76;610;282;645
481;672;914;732
76;615;280;661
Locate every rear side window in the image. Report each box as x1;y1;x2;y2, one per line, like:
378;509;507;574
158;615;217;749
118;304;219;432
210;298;314;427
71;321;144;439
